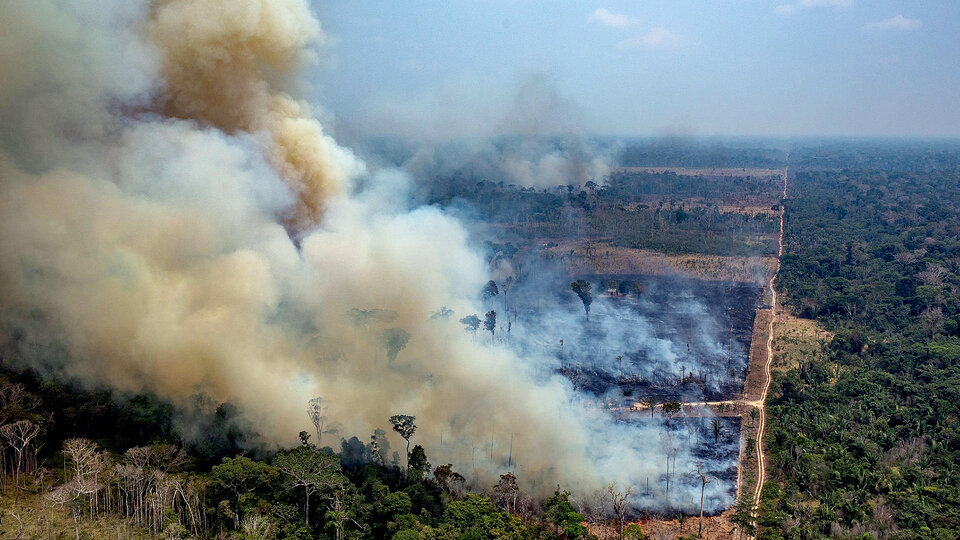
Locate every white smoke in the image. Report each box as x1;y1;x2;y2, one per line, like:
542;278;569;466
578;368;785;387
0;0;735;512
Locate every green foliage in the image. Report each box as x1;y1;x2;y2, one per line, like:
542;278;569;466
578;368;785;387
622;523;645;540
444;494;497;531
211;456;280;524
543;489;587;538
407;445;430;482
764;165;960;537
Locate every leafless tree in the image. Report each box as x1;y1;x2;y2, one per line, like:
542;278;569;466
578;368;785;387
606;483;636;540
917;263;949;286
494;472;521;514
63;439;107;518
308;397;329;446
45;482;81;540
660;432;677;500
695;463;715;538
0;383;41;425
1;420;40;500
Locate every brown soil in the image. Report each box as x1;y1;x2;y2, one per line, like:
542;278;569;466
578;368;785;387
634;508;741;539
743;309;773;403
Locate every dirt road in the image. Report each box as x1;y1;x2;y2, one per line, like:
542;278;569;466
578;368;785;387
747;164;788;537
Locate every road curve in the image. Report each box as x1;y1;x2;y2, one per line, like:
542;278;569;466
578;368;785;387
748;163;788;537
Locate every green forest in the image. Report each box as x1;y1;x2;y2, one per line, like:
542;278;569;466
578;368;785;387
759;165;960;539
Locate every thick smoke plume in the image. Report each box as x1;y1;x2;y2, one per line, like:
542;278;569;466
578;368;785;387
0;0;736;512
151;0;363;229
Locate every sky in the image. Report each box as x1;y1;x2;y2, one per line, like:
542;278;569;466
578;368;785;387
307;1;960;140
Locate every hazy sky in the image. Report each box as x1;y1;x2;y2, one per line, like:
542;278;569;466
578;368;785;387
309;1;960;139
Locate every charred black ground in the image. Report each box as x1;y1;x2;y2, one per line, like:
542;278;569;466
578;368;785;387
502;273;762;404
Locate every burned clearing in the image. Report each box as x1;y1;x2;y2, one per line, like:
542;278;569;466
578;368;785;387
457;167;781;515
500;274;762;404
614;416;743;516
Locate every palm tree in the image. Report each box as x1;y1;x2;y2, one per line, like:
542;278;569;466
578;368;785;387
711;419;723;443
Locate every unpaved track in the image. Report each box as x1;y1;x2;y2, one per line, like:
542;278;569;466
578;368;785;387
748;164;788;537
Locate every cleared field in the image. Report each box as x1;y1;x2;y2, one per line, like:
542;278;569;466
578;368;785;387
615;167;784;178
772;313;833;373
0;491;152;539
539;240;777;283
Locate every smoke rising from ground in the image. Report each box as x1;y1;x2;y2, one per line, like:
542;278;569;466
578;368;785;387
0;0;736;512
353;74;614;190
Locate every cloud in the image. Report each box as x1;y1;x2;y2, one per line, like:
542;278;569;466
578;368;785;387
774;0;852;16
865;15;921;31
617;28;681;50
588;8;637;28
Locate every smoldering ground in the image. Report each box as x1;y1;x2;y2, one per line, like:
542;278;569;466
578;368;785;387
0;0;739;513
476;268;757;402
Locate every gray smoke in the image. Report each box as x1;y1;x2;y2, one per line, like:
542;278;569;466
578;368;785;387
0;0;739;513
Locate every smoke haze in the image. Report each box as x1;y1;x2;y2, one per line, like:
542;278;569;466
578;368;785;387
0;0;737;512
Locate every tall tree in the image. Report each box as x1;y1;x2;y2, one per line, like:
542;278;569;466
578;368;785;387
493;472;520;515
274;445;342;527
570;279;593;320
484;310;497;341
407;445;430;482
459;314;481;340
210;456;277;529
389;415;417;468
308;397;328;446
0;382;41;425
482;280;500;300
500;276;514;315
695;463;714;539
380;328;412;366
605;483;635;540
369;428;390;467
1;420;40;501
640;397;656;417
431;306;454;320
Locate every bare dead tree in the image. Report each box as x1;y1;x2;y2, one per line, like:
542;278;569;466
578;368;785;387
63;439;107;520
493;472;520;515
44;482;80;540
696;463;715;539
0;383;41;425
660;432;677;500
606;483;636;540
1;420;40;501
308;397;328;446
